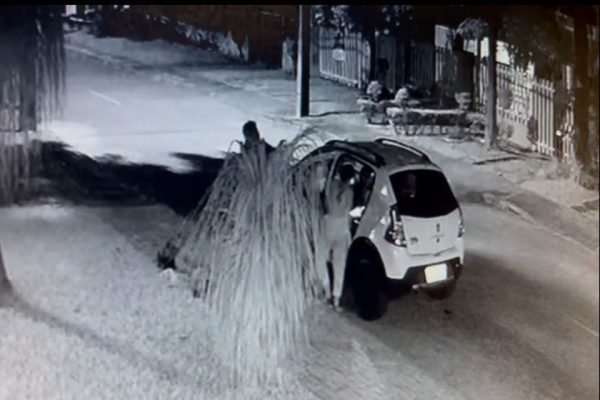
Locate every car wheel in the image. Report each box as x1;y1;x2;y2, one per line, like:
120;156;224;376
352;258;388;321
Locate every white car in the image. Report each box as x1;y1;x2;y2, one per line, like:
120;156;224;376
301;138;465;320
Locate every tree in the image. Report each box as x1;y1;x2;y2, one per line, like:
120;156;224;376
451;7;496;149
0;5;65;292
558;6;599;183
476;6;597;174
313;5;413;82
500;6;598;182
456;6;585;150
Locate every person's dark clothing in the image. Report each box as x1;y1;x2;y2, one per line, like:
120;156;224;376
377;86;394;102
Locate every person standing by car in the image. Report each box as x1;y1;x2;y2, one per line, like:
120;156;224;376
324;163;356;311
241;120;275;155
156;121;273;273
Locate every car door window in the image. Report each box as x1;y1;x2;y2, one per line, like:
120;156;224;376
325;155;376;236
329;156;375;206
298;150;337;216
354;163;376;210
389;169;458;217
313;154;335;194
326;154;356;204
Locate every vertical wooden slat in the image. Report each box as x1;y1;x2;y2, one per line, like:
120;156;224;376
540;79;545;155
336;30;340;83
354;33;358;86
351;34;355;85
545;81;550;155
348;33;352;85
544;80;549;155
550;82;555;157
341;34;346;84
548;81;552;155
531;81;540;152
319;27;324;77
547;82;552;156
540;83;546;154
539;79;546;155
542;82;548;155
542;80;549;155
345;34;350;85
353;34;357;85
357;35;362;88
356;31;361;87
353;34;357;86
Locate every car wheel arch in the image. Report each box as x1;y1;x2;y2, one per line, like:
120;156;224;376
347;237;385;276
346;237;389;320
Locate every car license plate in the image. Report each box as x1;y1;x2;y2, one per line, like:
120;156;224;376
424;263;447;283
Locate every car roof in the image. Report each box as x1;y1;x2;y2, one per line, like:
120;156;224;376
320;138;433;170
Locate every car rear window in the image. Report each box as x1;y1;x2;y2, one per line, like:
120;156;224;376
389;169;458;218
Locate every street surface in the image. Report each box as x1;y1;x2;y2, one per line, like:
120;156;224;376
0;48;598;400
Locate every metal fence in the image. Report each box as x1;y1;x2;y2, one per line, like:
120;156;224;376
434;47;456;96
318;29;438;92
380;39;435;90
318;28;370;89
409;42;435;90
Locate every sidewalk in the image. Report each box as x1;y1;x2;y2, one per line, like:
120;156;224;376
0;203;470;400
63;30;599;252
0;204;213;399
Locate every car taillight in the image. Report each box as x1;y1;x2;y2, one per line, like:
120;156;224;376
458;208;465;238
385;207;407;247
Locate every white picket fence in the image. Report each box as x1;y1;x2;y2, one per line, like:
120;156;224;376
477;62;575;160
318;28;370;89
318;28;577;162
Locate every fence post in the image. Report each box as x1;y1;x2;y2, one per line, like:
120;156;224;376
531;80;541;153
549;81;556;158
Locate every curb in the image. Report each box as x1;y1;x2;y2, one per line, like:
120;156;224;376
498;199;537;224
65;43;134;68
480;192;537;225
505;192;599;253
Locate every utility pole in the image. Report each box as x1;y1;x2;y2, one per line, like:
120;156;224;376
296;5;310;117
485;19;498;150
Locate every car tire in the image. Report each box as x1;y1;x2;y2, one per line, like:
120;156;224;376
352;258;388;321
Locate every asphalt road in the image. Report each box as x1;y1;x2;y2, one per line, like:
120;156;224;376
1;50;597;400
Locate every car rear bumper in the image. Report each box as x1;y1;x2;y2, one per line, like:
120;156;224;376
376;237;464;280
386;257;462;295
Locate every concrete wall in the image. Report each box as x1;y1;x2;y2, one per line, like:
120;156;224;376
99;5;298;67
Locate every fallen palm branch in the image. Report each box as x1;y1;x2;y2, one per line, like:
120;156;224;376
169;130;333;389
